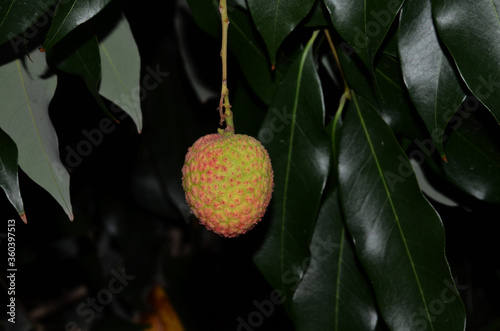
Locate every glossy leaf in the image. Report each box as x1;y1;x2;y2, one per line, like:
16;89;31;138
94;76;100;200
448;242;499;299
0;0;58;46
247;0;316;66
0;128;25;221
303;0;330;28
374;54;422;139
324;0;404;68
228;4;288;104
292;185;378;331
0;49;73;219
433;0;500;122
253;31;331;312
334;41;423;138
43;0;113;50
399;0;466;159
99;16;143;133
334;41;376;103
442;112;500;204
187;0;287;104
338;92;466;331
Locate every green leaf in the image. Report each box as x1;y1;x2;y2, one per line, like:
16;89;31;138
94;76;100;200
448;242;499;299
0;0;58;46
441;111;500;204
253;31;331;312
398;0;466;160
54;35;114;119
324;0;404;68
43;0;113;50
185;0;219;37
373;54;422;139
338;92;466;330
230;0;247;10
0;49;73;220
303;0;330;28
0;128;25;222
334;42;376;104
99;16;143;133
229;4;288;104
292;185;378;330
187;0;288;104
247;0;316;66
433;0;500;122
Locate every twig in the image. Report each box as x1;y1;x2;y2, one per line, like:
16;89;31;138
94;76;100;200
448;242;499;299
218;0;234;134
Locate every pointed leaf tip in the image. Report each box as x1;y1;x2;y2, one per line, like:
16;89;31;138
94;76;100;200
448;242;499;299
20;213;27;224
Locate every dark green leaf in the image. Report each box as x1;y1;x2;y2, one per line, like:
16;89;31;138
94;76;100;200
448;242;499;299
0;0;58;46
187;0;287;104
324;0;404;68
303;0;330;28
374;54;422;139
247;0;316;66
381;29;398;58
0;49;73;219
43;0;113;50
232;80;266;137
292;185;378;330
433;0;500;122
229;0;247;10
228;4;288;104
253;31;331;312
338;92;466;330
399;0;466;159
0;128;25;221
334;40;422;138
335;42;376;103
442;111;500;204
186;0;219;37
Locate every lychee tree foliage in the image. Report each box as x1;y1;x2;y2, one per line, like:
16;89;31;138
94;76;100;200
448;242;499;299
0;0;499;330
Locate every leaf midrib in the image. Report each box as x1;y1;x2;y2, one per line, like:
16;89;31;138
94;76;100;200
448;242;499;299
15;59;71;214
44;0;79;47
352;93;434;330
280;32;317;291
100;43;141;127
334;228;345;331
0;0;16;29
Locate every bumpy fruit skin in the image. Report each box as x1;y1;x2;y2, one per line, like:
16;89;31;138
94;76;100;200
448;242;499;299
182;133;273;237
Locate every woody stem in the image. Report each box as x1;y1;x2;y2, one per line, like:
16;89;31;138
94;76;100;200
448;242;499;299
219;0;234;134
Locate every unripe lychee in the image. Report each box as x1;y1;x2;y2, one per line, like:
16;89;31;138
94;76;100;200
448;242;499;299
181;133;273;237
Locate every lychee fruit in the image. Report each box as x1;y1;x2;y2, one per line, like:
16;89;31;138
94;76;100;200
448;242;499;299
181;133;273;238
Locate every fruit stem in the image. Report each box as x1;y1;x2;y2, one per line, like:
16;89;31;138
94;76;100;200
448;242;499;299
219;0;234;134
